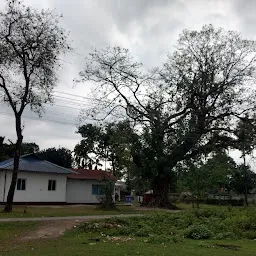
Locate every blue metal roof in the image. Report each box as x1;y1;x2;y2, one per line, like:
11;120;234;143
0;154;75;174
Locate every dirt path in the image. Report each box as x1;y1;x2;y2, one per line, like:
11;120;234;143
21;219;82;240
3;214;142;241
0;213;143;222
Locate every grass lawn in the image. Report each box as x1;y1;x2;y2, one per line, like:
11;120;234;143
0;224;256;256
0;205;143;218
2;206;256;255
0;222;39;253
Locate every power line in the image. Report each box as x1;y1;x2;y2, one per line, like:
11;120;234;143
0;111;83;126
53;90;110;103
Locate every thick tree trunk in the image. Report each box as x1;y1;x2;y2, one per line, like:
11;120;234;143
3;115;23;213
151;177;179;209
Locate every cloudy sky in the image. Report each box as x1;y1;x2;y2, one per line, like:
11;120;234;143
0;0;255;165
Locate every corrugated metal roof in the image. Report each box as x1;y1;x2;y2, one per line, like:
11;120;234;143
68;169;117;181
0;154;75;174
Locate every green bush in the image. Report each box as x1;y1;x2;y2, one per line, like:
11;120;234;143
135;226;153;237
79;207;256;241
146;235;181;244
214;232;237;240
184;224;212;239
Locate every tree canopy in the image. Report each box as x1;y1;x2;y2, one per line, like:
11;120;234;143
38;147;73;168
74;120;136;178
0;0;69;212
0;137;39;161
78;25;256;207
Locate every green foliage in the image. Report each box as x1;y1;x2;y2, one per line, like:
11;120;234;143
74;121;136;178
79;25;256;206
184;225;212;239
235;117;256;156
204;198;244;206
97;178;116;209
135;225;153;236
38;147;73;168
146;235;180;244
230;164;256;195
0;138;40;161
177;151;238;204
79;207;256;241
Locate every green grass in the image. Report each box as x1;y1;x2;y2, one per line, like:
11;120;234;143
1;229;256;256
0;205;143;218
2;207;256;255
0;222;39;252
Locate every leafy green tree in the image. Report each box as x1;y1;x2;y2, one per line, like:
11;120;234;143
74;120;136;178
231;164;256;206
234;116;256;205
0;0;69;212
235;116;256;157
78;25;256;207
38;147;73;168
0;137;39;161
97;177;116;209
178;152;237;207
203;152;237;193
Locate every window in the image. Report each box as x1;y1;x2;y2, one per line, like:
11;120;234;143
92;185;104;195
48;180;56;191
17;179;26;190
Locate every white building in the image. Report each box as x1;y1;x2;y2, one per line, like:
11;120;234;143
66;169;116;204
0;154;116;204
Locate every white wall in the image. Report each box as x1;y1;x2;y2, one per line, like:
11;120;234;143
0;171;7;202
0;170;67;203
66;179;107;204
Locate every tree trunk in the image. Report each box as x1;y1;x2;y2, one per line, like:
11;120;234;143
244;191;248;207
3;115;23;212
195;190;200;208
152;177;179;209
243;154;248;207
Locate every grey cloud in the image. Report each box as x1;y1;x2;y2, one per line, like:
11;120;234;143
231;0;256;37
97;0;184;31
0;0;253;152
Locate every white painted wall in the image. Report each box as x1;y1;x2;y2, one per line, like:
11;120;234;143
0;171;7;202
66;179;116;204
0;170;67;203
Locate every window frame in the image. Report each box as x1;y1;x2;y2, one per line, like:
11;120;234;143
92;184;104;195
48;179;56;191
17;178;26;191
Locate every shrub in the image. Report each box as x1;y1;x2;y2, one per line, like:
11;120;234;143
146;235;181;244
214;232;237;240
204;198;244;206
135;226;153;237
184;224;212;239
78;207;256;241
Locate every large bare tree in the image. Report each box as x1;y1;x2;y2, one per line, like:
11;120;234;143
78;25;256;207
0;0;69;212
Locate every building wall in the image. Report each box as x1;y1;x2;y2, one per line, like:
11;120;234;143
0;170;67;203
66;179;103;203
0;171;7;202
66;179;117;204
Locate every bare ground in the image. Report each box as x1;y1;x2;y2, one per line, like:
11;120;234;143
20;219;82;241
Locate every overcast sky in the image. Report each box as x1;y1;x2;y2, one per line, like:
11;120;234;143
0;0;256;165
